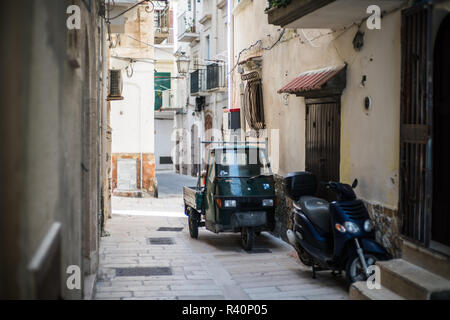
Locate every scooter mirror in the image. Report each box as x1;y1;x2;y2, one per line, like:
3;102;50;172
352;179;358;189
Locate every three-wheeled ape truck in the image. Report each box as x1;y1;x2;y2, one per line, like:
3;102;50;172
183;141;277;250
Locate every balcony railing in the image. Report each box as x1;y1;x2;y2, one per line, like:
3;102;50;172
190;69;206;95
177;11;199;42
206;63;226;90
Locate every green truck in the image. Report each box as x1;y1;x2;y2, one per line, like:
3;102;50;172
183;142;277;250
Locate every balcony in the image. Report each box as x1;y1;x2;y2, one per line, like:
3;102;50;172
177;11;199;42
190;69;207;96
266;0;406;29
206;63;227;92
154;7;170;44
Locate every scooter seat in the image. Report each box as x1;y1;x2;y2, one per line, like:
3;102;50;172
297;196;331;234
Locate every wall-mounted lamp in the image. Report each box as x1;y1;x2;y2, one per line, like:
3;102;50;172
176;53;190;75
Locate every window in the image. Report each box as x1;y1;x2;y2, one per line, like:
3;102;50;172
215;148;272;177
154;72;171;110
206;35;210;60
188;0;192;11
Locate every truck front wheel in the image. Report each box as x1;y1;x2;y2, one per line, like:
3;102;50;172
188;209;199;239
241;227;254;251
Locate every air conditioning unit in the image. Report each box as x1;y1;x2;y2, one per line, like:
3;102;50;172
108;69;124;101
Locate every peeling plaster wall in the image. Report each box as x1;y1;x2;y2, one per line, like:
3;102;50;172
110;5;156;196
232;0;402;254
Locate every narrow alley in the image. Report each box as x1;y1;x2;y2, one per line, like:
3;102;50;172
2;0;450;304
95;171;348;300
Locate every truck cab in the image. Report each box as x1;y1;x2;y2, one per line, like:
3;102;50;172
184;145;277;250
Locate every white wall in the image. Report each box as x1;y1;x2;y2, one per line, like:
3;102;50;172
155;118;175;170
111;62;155;154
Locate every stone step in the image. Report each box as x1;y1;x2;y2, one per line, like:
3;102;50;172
401;239;450;281
349;281;405;300
377;259;450;300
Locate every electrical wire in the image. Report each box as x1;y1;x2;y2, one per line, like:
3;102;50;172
229;4;404;74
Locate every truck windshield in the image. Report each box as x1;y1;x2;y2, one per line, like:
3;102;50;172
215;148;272;178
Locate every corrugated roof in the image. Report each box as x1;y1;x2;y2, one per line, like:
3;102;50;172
277;65;346;94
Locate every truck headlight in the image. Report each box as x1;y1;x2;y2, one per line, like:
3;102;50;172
224;200;237;208
262;199;274;207
344;221;360;234
364;219;374;232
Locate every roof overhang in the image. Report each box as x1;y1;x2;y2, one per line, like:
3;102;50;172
267;0;407;29
278;65;347;98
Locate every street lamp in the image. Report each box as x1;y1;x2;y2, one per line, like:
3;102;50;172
176;53;190;75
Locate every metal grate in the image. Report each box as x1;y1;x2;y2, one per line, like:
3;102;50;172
399;4;433;245
109;70;122;97
245;248;272;254
159;157;173;165
157;227;183;232
115;267;173;277
147;237;175;245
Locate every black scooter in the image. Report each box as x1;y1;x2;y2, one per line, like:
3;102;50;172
284;172;391;284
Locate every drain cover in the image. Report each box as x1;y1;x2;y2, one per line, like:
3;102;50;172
245;248;272;254
115;267;173;277
157;227;184;232
147;237;175;245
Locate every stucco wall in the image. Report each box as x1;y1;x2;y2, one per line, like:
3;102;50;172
110;62;155;154
232;0;402;254
0;0;105;298
232;0;401;209
155;118;175;170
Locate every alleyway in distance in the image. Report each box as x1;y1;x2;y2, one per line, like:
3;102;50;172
95;171;349;300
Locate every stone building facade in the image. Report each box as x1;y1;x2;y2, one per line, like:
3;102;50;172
0;0;108;299
172;0;229;176
109;1;157;197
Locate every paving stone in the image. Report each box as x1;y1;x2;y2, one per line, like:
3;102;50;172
96;179;348;300
95;291;132;299
133;290;223;297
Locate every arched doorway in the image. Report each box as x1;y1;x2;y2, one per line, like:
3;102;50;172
191;124;199;176
432;14;450;248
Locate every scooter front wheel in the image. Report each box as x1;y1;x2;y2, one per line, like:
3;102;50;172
295;245;314;267
345;253;379;284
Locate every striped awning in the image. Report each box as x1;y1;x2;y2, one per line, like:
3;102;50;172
278;65;346;95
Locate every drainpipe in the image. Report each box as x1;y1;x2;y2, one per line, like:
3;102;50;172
140;77;143;192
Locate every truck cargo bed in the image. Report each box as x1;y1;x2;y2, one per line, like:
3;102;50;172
183;186;204;211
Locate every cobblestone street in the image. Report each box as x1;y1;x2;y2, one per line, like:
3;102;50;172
95;172;348;300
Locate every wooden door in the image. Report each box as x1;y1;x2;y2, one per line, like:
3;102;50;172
305;98;341;200
432;14;450;247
